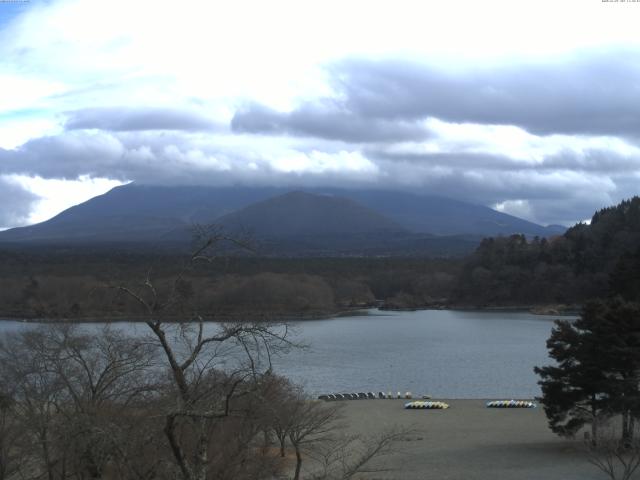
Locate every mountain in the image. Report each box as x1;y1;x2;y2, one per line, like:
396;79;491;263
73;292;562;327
198;191;482;256
0;183;565;255
0;184;280;243
217;191;404;237
318;189;566;237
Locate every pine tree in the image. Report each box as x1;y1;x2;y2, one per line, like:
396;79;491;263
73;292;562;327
610;248;640;302
535;299;640;442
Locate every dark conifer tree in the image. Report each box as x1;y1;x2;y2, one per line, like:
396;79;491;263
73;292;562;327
535;299;640;442
610;248;640;302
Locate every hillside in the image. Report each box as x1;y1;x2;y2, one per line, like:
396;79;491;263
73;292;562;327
455;196;640;305
318;189;565;237
163;191;482;256
0;184;280;243
0;183;565;255
0;196;634;319
217;191;404;237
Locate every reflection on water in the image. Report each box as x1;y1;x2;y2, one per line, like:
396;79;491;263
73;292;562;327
0;309;571;399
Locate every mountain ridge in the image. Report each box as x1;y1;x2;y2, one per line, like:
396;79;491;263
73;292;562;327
217;191;406;237
0;184;565;255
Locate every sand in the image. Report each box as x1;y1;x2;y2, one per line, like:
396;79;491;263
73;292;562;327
331;399;604;480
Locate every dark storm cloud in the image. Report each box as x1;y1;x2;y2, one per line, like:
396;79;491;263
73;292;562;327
231;101;431;142
0;177;40;228
233;52;640;138
65;106;221;132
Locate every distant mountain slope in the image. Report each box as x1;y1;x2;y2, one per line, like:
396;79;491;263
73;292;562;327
0;183;565;250
314;189;565;237
217;191;404;237
0;184;282;243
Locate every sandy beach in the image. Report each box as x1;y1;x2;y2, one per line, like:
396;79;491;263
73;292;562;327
333;399;603;480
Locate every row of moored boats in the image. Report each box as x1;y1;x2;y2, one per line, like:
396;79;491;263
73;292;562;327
318;391;423;401
318;393;536;409
486;400;536;408
405;399;536;409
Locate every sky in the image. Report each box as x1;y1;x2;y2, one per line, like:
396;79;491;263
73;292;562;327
1;0;640;229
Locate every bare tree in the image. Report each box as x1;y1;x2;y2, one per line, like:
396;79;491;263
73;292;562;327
0;328;68;480
267;384;409;480
260;376;306;459
0;390;25;480
114;228;295;480
286;399;343;480
0;324;160;480
586;418;640;480
308;428;410;480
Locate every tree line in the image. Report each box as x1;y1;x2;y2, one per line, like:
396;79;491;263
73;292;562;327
456;197;640;306
2;196;640;320
0;252;460;320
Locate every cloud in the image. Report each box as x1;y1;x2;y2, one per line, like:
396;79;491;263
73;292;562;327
65;106;221;132
366;150;525;171
231;101;431;143
1;0;640;229
8;175;124;225
233;52;640;139
0;131;127;180
2;127;633;226
0;176;40;229
368;147;640;175
0;130;381;187
362;148;627;225
541;148;640;172
338;54;640;137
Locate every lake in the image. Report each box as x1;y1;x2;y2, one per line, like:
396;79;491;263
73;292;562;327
0;309;569;399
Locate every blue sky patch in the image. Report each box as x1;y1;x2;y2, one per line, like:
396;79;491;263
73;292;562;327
0;1;32;31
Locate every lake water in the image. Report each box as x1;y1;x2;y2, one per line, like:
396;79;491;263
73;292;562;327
0;309;570;399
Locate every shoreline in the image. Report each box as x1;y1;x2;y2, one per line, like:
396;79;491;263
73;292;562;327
381;303;580;316
0;307;371;324
0;303;580;323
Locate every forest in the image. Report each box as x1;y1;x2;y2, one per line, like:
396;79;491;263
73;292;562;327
0;196;638;320
0;250;460;320
455;197;640;306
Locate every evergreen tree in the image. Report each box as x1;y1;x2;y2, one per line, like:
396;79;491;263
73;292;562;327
457;196;640;305
610;248;640;302
535;299;640;442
